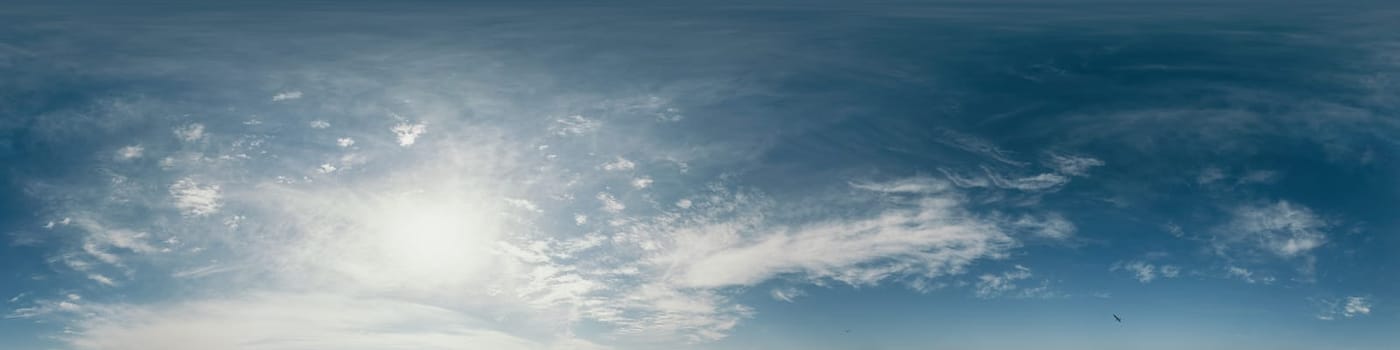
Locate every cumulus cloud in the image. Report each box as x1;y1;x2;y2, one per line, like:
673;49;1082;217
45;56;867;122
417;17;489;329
602;157;635;171
169;178;223;216
631;177;653;189
115;145;144;160
336;137;355;148
551;115;600;136
1111;261;1181;283
1219;201;1327;259
173;123;205;142
596;192;625;213
392;122;427;147
974;265;1051;299
271;90;303;101
1317;296;1373;320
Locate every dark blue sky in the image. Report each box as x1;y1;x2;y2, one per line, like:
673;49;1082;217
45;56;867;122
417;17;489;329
2;1;1397;349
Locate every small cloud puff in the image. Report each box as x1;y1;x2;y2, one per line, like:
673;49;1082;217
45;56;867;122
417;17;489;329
336;137;355;148
174;124;205;142
309;120;331;129
115;145;144;160
272;90;303;101
169;178;222;216
392;123;427;147
602;157;635;171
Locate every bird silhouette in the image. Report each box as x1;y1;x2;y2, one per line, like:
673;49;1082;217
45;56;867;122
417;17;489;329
1113;314;1122;323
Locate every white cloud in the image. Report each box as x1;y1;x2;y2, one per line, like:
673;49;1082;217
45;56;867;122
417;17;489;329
675;199;692;209
317;163;337;174
973;265;1051;299
1225;266;1273;284
631;177;653;189
115;145;144;160
574;214;588;225
336;137;356;148
769;287;804;303
169;178;223;216
940;168;1069;192
392;122;428;147
87;274;116;287
1010;213;1075;239
596;192;625;213
1220;201;1327;258
271;90;303;101
1045;153;1104;176
551;115;600;136
849;177;949;194
47;293;600;350
933;129;1027;166
309;120;331;129
173;124;205;142
1197;167;1225;184
602;157;635;171
1317;296;1373;320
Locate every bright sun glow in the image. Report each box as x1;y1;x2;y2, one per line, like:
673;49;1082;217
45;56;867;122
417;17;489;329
365;189;501;287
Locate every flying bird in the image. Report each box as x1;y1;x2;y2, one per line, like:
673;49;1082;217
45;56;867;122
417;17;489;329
1113;314;1122;323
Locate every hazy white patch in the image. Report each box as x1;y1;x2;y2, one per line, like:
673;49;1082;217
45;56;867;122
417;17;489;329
1046;153;1104;176
1197;167;1225;184
1225;266;1273;284
934;129;1027;166
1159;265;1181;278
504;198;542;213
171;264;240;279
975;265;1037;298
271;90;303;101
392;122;428;147
1163;222;1185;237
602;157;635;171
940;168;1068;191
675;199;692;209
336;137;355;148
1010;213;1075;239
173;124;205;142
769;287;804;303
115;145;144;160
631;177;654;189
1317;296;1373;320
169;178;223;216
574;214;588;225
87;274;116;287
309;120;331;129
850;177;949;194
51;293;597;350
316;163;337;174
551;115;600;136
1220;201;1326;258
1237;170;1279;184
597;193;625;213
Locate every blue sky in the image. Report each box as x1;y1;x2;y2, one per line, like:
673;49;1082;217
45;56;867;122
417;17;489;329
2;1;1398;349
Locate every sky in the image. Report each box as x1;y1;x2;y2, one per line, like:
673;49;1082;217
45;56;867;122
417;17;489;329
1;1;1398;349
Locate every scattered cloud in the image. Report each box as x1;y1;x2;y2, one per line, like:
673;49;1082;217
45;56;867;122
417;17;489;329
596;192;625;213
631;177;653;189
391;123;428;147
1316;296;1373;320
770;287;804;303
173;124;205;142
602;157;635;171
1111;261;1181;283
309;120;331;129
1045;153;1104;176
941;168;1069;192
933;129;1026;166
974;265;1052;299
551;115;600;136
336;137;355;148
169;178;223;216
1218;201;1327;259
271;90;303;101
115;145;144;160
